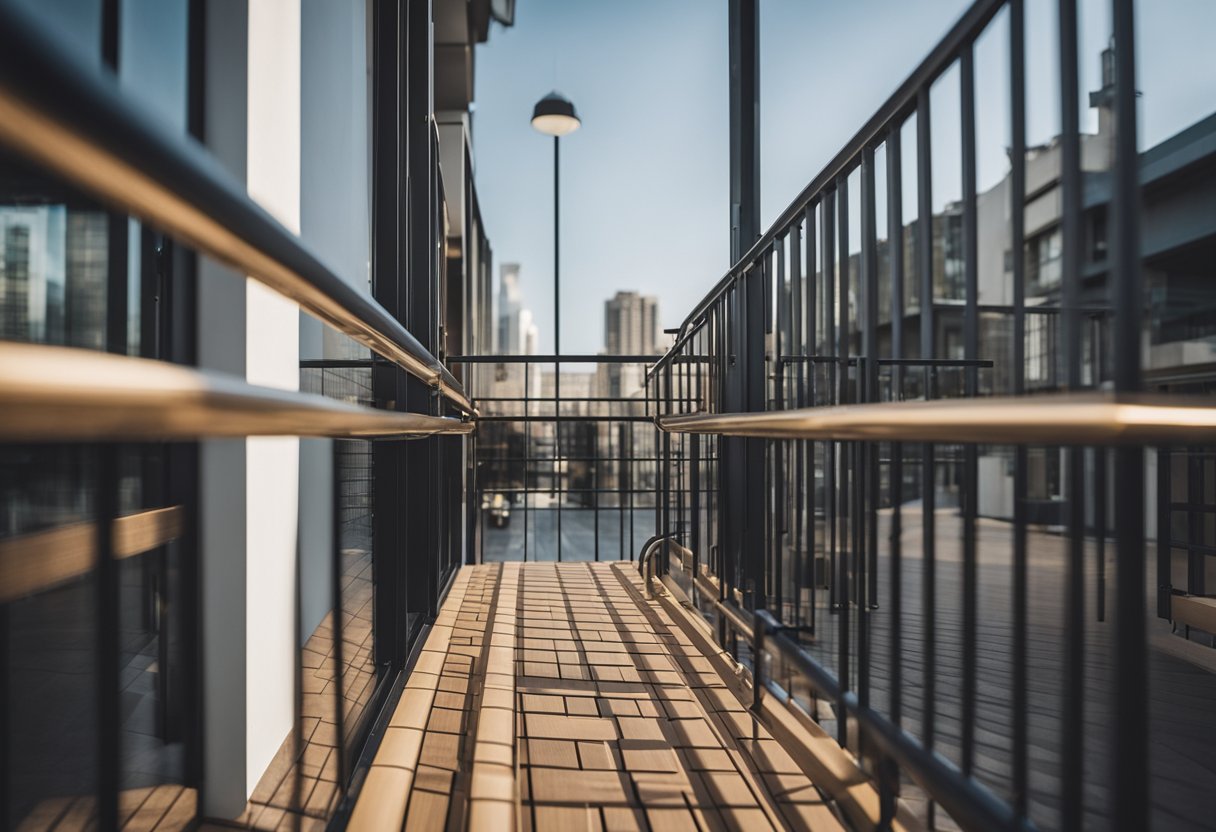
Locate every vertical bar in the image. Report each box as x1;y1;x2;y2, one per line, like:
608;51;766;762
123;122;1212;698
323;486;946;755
1110;0;1147;822
752;609;765;713
370;0;404;666
594;422;600;562
775;243;786;617
554;140;562;563
96;445;119;832
1059;0;1083;391
330;442;349;790
1157;448;1172;618
1188;450;1205;595
96;19;129;819
1057;1;1086;825
101;0;129;360
860;147;879;723
1096;446;1107;621
887;124;904;729
823;195;836;612
663;365;673;560
790;221;804;627
629;420;635;561
862;150;880;600
728;0;760;260
806;204;817;638
960;41;979;779
291;534;304;829
836;176;851;746
916;85;937;762
692;431;701;575
618;422;626;561
524;361;530;562
1009;0;1029;818
0;602;8;822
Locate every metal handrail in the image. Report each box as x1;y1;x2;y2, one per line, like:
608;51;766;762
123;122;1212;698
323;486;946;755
636;535;669;600
753;610;1030;832
0;1;472;416
0;343;474;441
656;392;1216;445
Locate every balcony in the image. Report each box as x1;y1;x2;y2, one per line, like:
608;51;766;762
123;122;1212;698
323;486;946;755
1;0;1215;831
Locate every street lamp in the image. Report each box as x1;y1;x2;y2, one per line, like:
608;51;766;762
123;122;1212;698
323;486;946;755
531;91;578;561
530;91;580;355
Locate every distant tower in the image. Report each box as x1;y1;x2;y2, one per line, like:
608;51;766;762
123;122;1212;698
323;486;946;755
497;263;524;354
600;291;660;399
603;290;660;356
1;224;31;340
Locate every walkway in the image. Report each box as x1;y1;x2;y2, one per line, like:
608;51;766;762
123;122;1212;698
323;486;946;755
347;562;845;831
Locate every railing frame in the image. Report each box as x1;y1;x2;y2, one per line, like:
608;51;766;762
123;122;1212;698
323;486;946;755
646;0;1153;829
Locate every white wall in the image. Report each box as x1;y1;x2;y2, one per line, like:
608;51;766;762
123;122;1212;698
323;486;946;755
244;0;302;801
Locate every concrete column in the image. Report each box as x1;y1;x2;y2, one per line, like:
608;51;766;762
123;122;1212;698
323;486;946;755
244;0;302;801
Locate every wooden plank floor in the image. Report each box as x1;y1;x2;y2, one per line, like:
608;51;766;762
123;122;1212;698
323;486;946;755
349;562;844;831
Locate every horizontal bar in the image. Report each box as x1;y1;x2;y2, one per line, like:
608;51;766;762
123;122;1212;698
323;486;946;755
479;415;654;423
656;392;1216;445
478;486;672;494
449;355;662;364
0;2;472;415
0;343;474;441
775;356;996;368
299;359;380;369
0;506;182;603
477;397;694;404
478;457;674;464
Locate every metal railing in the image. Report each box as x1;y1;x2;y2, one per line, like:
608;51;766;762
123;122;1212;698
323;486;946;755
0;0;472;416
0;4;476;830
644;0;1213;830
456;355;672;564
0;343;473;442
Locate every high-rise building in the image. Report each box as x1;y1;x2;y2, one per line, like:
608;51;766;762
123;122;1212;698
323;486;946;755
497;262;530;355
1;224;30;340
603;290;659;356
598;291;660;399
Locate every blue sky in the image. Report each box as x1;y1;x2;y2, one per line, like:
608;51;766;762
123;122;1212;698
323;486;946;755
473;0;1216;356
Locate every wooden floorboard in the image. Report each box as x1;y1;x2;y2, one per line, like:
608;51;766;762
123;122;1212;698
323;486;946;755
350;562;846;831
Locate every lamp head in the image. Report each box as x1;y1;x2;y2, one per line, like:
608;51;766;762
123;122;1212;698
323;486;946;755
531;91;580;137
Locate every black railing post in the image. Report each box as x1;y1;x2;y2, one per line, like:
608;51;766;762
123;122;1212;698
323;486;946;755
96;444;120;832
726;0;762;608
1110;0;1148;826
752;608;766;713
1009;0;1030;817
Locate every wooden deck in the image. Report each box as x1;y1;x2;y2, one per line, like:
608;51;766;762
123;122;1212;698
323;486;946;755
348;562;846;831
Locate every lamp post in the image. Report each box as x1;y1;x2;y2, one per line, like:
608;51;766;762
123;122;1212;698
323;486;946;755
532;91;579;561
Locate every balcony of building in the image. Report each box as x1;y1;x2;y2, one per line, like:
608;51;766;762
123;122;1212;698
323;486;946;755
1;0;1215;831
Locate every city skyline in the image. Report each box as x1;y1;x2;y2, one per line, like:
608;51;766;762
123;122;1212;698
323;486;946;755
474;0;1216;356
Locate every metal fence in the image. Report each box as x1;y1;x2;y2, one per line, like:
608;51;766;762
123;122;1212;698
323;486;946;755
647;0;1216;829
0;2;473;829
458;355;672;564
